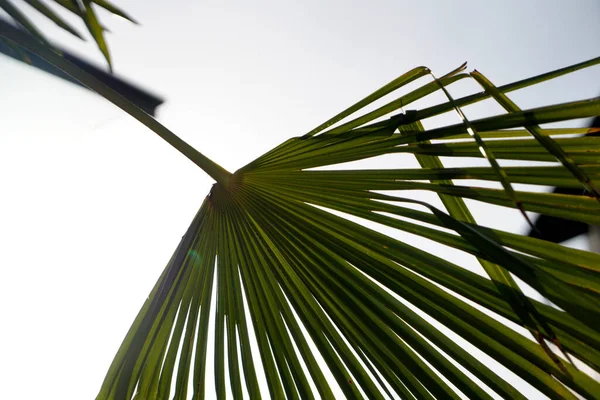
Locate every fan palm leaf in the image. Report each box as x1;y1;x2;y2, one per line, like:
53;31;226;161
2;16;600;400
0;0;135;68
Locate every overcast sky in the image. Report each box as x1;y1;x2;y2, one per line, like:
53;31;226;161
1;1;599;399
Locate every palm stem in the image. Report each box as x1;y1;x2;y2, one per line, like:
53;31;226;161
0;20;231;187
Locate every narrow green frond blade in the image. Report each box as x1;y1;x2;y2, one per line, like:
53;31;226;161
323;73;469;135
304;66;430;137
430;68;535;230
471;69;600;199
92;0;138;23
0;0;49;44
81;0;111;69
52;0;82;16
415;55;600;121
22;0;84;38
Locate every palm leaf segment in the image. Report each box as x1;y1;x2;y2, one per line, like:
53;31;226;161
96;62;600;398
0;0;135;69
2;18;600;399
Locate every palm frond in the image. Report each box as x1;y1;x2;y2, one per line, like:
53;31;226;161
100;61;599;398
0;0;135;68
3;17;600;399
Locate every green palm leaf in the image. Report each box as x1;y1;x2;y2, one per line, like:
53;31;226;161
2;15;600;400
0;0;136;68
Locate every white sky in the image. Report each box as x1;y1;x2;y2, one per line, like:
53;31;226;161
1;1;600;399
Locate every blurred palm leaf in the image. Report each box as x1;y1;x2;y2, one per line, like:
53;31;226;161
0;0;135;68
3;14;600;400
